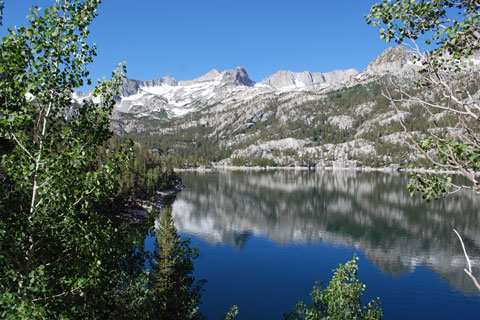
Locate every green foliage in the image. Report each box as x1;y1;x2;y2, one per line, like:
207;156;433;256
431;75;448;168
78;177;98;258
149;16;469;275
366;0;480;69
100;136;178;203
367;0;480;198
419;137;480;172
284;256;383;320
408;172;452;202
0;1;180;318
124;129;229;168
150;207;206;320
405;135;480;201
222;305;239;320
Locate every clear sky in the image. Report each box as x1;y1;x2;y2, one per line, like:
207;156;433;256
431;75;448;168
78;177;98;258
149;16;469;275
1;0;391;87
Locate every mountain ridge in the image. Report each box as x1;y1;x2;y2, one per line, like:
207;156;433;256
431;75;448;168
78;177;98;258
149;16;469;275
75;58;374;117
97;45;416;130
76;45;480;169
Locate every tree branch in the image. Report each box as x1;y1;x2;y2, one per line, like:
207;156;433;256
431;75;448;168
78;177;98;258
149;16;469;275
453;229;480;291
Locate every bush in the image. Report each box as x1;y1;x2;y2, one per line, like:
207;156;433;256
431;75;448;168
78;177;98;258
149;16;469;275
284;256;382;320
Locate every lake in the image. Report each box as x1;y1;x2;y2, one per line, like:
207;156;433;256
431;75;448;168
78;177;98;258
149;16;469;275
148;170;480;319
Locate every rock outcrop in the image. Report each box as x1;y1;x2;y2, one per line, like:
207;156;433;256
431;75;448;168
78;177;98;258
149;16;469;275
261;70;326;88
365;46;416;75
221;67;255;87
261;68;358;88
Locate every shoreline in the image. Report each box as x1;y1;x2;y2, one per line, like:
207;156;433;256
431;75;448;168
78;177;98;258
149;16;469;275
174;165;463;175
156;177;185;198
118;177;185;223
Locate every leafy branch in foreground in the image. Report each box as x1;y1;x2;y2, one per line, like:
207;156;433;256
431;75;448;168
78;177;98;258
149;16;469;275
284;256;382;320
366;0;480;199
222;305;239;320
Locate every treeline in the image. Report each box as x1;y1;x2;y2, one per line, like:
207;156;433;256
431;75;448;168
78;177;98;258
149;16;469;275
122;132;229;168
100;135;178;203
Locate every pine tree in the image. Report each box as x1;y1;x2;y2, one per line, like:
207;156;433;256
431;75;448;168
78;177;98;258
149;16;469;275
151;207;206;320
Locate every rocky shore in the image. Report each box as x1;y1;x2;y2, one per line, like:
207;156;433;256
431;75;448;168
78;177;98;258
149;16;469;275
118;177;185;223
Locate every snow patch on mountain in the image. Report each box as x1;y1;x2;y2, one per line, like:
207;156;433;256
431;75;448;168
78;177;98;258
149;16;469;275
72;46;424;131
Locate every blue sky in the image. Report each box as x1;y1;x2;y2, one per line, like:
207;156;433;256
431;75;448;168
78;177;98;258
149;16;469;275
1;0;391;87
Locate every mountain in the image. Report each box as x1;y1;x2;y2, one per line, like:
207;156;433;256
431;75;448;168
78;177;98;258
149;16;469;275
365;45;416;75
74;63;361;132
261;70;326;88
75;46;480;168
261;69;359;89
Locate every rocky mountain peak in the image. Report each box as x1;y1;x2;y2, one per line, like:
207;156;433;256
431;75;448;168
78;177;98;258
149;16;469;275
118;78;143;97
76;45;430;137
221;67;254;87
366;46;416;74
143;75;179;88
192;69;222;83
117;75;180;98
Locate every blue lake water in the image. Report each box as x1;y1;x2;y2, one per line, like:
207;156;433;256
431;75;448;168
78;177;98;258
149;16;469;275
148;170;480;319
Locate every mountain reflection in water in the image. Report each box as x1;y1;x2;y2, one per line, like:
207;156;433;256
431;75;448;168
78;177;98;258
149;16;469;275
171;170;480;295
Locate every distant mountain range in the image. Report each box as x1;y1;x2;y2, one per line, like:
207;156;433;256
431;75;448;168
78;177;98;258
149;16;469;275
76;62;362;120
74;46;416;125
75;46;480;168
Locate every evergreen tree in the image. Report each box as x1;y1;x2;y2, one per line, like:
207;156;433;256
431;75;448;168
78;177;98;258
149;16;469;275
151;207;206;320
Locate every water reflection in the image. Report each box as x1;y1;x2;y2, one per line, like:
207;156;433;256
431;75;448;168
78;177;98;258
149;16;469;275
171;170;480;295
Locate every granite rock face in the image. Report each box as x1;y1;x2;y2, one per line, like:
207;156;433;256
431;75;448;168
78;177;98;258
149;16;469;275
261;69;359;88
323;68;359;83
143;75;178;87
221;67;255;87
365;46;416;75
261;70;325;88
118;76;179;98
179;69;221;86
118;78;143;97
179;67;254;87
